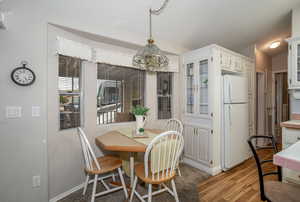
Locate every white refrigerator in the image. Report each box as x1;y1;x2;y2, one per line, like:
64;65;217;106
222;74;250;170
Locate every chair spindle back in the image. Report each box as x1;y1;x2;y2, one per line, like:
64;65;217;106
144;131;184;181
77;127;101;171
166;119;183;135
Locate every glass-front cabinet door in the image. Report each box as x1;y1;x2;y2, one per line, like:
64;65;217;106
288;38;300;89
186;63;195;114
198;59;209;115
184;57;210;117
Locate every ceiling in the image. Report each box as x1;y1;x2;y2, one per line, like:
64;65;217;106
74;0;300;53
154;0;299;53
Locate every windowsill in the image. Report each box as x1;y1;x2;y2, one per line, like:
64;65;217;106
96;121;136;128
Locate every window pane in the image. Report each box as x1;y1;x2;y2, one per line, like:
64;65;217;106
199;60;208;114
157;72;172;119
58;55;81;130
59;55;81;93
97;63;145;124
59;95;81;129
186;63;194;113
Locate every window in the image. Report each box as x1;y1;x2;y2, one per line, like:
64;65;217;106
58;55;82;130
97;63;145;124
157;72;173;119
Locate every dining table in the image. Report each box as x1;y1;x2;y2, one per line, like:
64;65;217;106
95;128;164;187
273;140;300;172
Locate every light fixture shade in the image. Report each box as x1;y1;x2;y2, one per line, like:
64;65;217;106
133;40;169;71
269;41;281;49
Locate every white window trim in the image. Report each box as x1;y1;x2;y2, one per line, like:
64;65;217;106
157;72;173;120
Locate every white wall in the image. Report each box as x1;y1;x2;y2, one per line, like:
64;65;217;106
271;51;288;72
0;1;182;202
0;1;48;202
292;5;300;37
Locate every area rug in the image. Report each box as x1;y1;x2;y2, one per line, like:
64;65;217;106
58;163;210;202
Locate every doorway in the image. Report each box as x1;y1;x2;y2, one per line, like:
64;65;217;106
272;71;289;144
256;72;266;136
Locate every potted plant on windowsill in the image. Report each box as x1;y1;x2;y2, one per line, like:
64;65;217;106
132;106;149;135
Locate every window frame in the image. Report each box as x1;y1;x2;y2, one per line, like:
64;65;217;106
58;55;83;131
96;63;146;125
157;72;173;120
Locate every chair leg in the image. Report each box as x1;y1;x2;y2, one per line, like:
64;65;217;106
118;168;128;198
177;167;182;177
171;179;179;202
112;173;116;182
91;174;98;202
148;184;152;202
129;176;138;202
83;175;90;195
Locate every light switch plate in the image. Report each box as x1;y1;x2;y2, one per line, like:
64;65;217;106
32;106;40;117
6;106;22;118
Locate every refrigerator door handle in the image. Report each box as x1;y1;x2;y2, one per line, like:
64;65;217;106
229;82;232;103
229;105;232;126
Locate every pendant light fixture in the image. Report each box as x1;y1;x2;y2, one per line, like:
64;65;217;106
133;0;170;71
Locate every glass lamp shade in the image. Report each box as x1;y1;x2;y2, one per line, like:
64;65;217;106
133;39;169;71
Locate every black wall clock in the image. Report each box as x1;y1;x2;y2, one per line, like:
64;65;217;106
11;61;36;86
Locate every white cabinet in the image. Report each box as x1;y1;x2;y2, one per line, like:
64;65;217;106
220;48;247;73
181;44;255;175
287;37;300;89
182;46;215;174
281;126;300;184
220;50;233;71
183;124;211;166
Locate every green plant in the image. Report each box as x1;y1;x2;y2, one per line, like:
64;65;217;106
132;105;149;116
60;96;69;104
139;128;145;133
203;79;208;84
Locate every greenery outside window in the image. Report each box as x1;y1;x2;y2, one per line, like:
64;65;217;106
97;63;145;125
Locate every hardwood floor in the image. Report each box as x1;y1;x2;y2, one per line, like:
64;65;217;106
198;149;279;202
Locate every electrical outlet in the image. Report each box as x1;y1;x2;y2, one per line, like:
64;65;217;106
32;176;40;188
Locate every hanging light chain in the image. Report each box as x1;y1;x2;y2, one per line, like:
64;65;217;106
150;0;170;15
149;0;170;40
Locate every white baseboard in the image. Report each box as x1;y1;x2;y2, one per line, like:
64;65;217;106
183;158;221;176
211;165;222;176
49;183;85;202
49;173;117;202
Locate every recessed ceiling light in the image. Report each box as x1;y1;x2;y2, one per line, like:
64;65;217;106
269;41;281;49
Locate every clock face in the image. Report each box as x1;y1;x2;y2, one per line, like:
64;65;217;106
11;67;36;86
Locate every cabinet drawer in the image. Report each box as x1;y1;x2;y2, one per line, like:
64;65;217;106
285;133;300;144
283;168;300;184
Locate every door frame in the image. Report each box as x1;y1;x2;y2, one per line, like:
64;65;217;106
271;69;288;140
256;72;266;136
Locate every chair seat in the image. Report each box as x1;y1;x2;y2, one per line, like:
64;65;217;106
85;155;122;175
265;181;300;202
135;163;176;184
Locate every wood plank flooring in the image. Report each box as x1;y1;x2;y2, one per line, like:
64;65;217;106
198;149;278;202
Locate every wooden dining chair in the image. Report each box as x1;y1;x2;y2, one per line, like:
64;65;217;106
166;119;183;176
77;127;128;202
130;131;184;202
248;136;300;202
165;119;183;134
